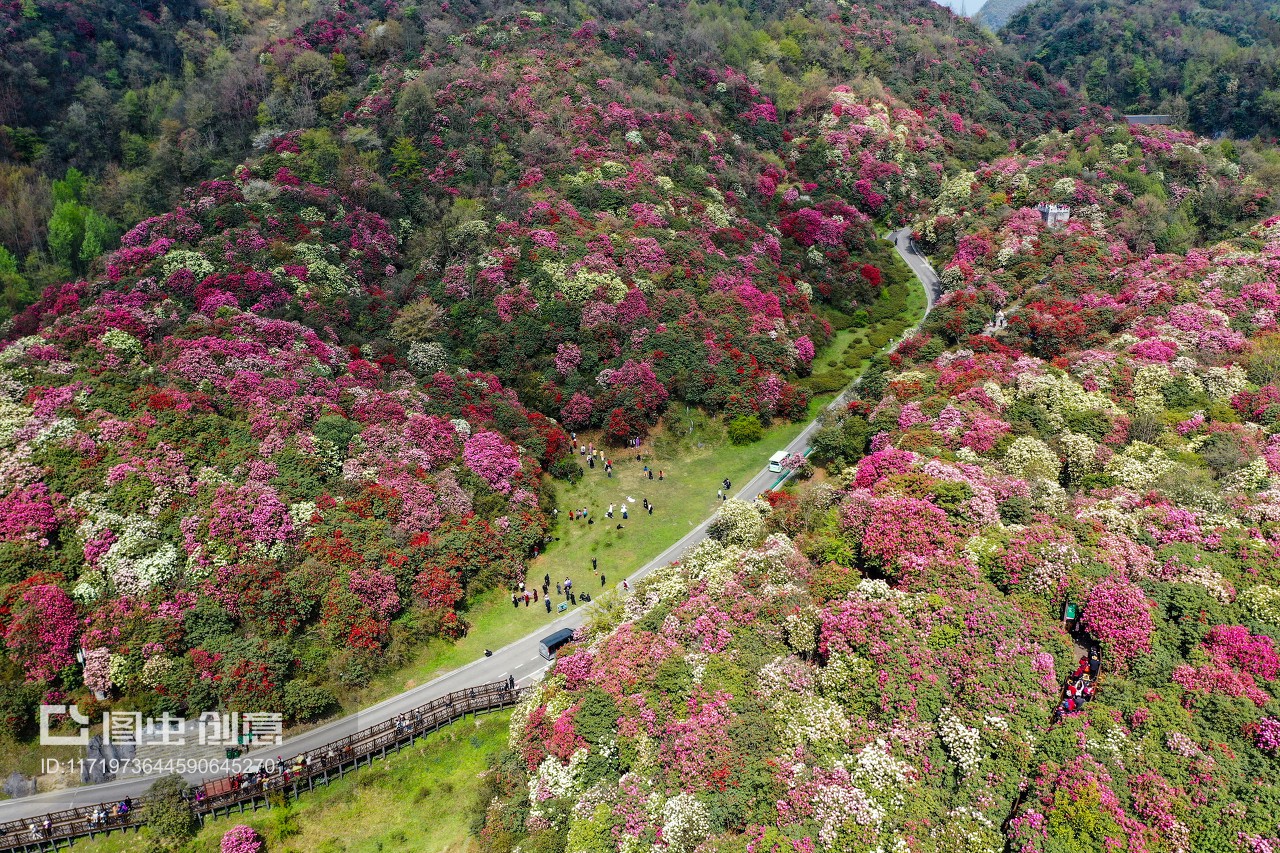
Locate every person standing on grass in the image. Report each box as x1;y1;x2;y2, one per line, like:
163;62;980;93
545;598;551;613
648;503;653;515
622;505;628;519
592;557;598;571
717;488;723;501
601;574;606;587
659;470;664;481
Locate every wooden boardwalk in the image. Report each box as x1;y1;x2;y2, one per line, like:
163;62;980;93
0;680;521;852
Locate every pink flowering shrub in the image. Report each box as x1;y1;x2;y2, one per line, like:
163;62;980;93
1255;718;1280;753
0;484;60;544
1203;626;1280;681
1081;575;1154;671
2;580;79;682
463;431;521;493
219;824;264;853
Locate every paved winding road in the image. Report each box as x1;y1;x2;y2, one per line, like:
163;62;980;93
0;231;943;822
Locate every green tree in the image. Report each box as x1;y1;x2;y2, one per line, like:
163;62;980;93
46;200;87;270
390;136;424;181
79;208;115;265
727;415;764;445
0;247;34;321
145;774;196;843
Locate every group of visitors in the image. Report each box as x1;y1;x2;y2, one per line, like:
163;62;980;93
77;797;132;836
512;580;541;609
1055;648;1102;720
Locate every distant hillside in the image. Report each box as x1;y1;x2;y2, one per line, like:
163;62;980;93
974;0;1034;30
1002;0;1280;138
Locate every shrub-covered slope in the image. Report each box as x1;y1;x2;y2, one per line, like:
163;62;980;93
1002;0;1280;139
474;84;1280;853
0;162;567;725
480;223;1280;853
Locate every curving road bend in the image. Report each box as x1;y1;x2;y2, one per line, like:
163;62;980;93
0;231;943;821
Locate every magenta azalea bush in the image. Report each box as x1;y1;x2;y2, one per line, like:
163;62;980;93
219;824;264;853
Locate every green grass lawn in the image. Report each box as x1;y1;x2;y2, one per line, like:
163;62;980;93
64;710;512;853
349;405;820;707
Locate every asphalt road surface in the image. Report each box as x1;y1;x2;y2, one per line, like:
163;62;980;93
0;230;943;821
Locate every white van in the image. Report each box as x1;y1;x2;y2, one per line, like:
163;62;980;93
768;450;788;473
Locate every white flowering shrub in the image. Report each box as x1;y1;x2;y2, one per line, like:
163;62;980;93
642;561;690;603
1105;441;1173;490
140;655;174;688
1003;437;1060;481
407;341;449;374
937;707;982;777
1133;363;1171;414
288;501;320;535
1223;456;1270;493
659;793;710;853
1203;364;1248;400
774;693;853;756
1051;176;1077;200
161;249;215;281
813;783;885;845
1059;430;1099;483
529;750;587;825
1242;585;1280;624
852;740;912;791
929;805;1001;853
816;652;872;700
0;396;31;449
707;498;766;547
99;329;142;358
680;537;744;593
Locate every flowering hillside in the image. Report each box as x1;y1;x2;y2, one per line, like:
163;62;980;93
5;0;1280;846
473;98;1280;853
480;210;1280;847
0;162;566;724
